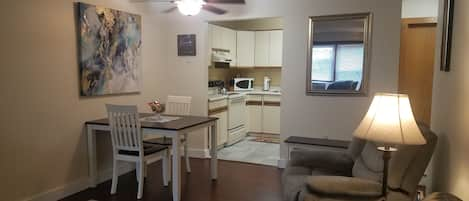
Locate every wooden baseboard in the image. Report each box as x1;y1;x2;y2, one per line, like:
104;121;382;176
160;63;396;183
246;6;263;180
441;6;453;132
21;148;209;201
22;163;134;201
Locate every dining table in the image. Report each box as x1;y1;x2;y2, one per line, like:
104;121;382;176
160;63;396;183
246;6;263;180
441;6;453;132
85;113;219;201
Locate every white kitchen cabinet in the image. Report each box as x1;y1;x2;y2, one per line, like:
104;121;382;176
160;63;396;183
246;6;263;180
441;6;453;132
209;24;224;50
269;30;283;67
236;31;255;67
262;95;281;134
222;27;237;66
209;24;237;66
262;106;280;134
248;105;263;133
246;94;281;134
246;95;263;133
211;111;228;147
208;99;228;147
255;31;270;67
254;30;283;67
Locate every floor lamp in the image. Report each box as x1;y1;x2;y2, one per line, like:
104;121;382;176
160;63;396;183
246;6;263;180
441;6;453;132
353;93;427;198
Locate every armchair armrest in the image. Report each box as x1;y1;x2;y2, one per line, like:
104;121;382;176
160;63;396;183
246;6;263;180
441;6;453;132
306;176;382;197
288;150;354;174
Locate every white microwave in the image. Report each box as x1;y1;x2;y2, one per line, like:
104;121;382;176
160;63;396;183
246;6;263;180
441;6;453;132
234;78;255;91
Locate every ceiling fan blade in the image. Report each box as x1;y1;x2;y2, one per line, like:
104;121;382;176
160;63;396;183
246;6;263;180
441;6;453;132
204;0;245;4
162;6;178;13
202;5;227;15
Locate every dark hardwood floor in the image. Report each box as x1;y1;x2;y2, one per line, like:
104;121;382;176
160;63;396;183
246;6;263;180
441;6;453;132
60;159;283;201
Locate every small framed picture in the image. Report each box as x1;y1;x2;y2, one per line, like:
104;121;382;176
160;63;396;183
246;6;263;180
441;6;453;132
177;34;196;56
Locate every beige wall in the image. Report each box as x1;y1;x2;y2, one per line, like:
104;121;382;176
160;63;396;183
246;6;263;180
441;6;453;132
0;0;402;200
0;0;169;200
402;0;439;18
279;0;401;160
430;0;469;199
163;0;401;161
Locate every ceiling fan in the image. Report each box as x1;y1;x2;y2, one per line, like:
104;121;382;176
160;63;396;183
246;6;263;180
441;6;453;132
134;0;246;16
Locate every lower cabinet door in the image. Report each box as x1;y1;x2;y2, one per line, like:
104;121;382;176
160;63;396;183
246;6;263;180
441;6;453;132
262;105;280;134
248;105;262;133
210;111;228;147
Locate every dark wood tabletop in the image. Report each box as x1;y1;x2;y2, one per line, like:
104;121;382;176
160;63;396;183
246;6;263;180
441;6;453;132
85;113;218;131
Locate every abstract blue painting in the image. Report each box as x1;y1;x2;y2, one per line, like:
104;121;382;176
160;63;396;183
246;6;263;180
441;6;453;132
78;3;142;96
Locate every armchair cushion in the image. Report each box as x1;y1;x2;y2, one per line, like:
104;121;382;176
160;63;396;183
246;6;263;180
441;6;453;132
289;150;354;176
306;176;382;198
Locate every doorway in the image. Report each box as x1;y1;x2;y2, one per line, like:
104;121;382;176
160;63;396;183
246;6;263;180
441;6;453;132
399;18;437;126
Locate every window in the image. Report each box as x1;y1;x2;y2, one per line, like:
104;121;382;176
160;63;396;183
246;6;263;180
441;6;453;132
311;45;335;81
311;43;364;83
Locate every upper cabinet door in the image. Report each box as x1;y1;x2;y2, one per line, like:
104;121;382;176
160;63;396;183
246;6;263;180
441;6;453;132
269;30;283;67
209;24;237;66
210;24;224;50
236;31;255;67
222;27;237;66
255;31;270;67
255;30;283;67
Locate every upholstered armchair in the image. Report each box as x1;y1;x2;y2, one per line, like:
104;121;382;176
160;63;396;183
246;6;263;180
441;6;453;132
282;123;438;201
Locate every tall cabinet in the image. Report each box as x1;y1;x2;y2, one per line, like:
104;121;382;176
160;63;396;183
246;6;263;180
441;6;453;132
236;31;256;67
209;24;237;66
255;30;283;67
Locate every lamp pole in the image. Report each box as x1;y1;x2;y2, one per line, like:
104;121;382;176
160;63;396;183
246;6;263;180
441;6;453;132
378;146;397;198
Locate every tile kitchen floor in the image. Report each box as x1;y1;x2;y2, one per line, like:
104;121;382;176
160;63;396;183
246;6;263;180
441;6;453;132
218;137;280;167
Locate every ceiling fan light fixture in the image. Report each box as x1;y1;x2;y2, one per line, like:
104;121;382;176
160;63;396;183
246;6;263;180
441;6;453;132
175;0;206;16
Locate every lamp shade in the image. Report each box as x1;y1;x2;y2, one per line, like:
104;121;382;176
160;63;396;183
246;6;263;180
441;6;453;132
353;93;426;145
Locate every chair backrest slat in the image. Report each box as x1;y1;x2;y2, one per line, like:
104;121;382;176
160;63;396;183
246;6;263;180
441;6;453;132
165;96;192;116
106;104;142;152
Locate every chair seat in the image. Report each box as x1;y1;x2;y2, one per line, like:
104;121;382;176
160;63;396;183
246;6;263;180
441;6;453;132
144;137;186;146
118;144;168;156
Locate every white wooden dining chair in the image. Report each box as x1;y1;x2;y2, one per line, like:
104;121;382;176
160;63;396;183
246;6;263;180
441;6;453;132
106;104;170;200
144;95;192;173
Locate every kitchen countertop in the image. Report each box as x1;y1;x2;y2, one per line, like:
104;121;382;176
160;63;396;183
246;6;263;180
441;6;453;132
208;87;281;102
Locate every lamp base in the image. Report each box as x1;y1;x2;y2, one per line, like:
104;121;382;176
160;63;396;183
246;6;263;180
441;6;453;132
377;146;398;199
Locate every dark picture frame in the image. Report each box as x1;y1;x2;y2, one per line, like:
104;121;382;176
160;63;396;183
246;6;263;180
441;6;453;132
177;34;196;56
440;0;454;72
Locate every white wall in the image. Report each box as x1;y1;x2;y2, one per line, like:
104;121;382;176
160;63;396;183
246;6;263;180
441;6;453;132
431;0;469;199
402;0;439;18
161;0;402;161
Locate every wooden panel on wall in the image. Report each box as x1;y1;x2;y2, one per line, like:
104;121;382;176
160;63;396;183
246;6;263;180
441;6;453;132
399;18;437;126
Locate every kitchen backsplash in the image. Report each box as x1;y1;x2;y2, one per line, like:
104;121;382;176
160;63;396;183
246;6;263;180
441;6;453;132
209;68;281;87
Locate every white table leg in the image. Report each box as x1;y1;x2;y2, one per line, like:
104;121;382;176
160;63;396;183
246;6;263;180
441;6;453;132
210;123;218;180
87;125;98;187
172;133;181;201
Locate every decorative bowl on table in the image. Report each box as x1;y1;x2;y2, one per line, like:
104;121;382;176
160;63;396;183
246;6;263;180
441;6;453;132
148;100;165;120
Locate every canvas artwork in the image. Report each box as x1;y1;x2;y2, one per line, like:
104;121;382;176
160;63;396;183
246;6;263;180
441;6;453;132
78;3;142;96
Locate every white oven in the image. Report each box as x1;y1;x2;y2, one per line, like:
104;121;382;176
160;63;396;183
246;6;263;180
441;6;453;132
234;78;254;91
